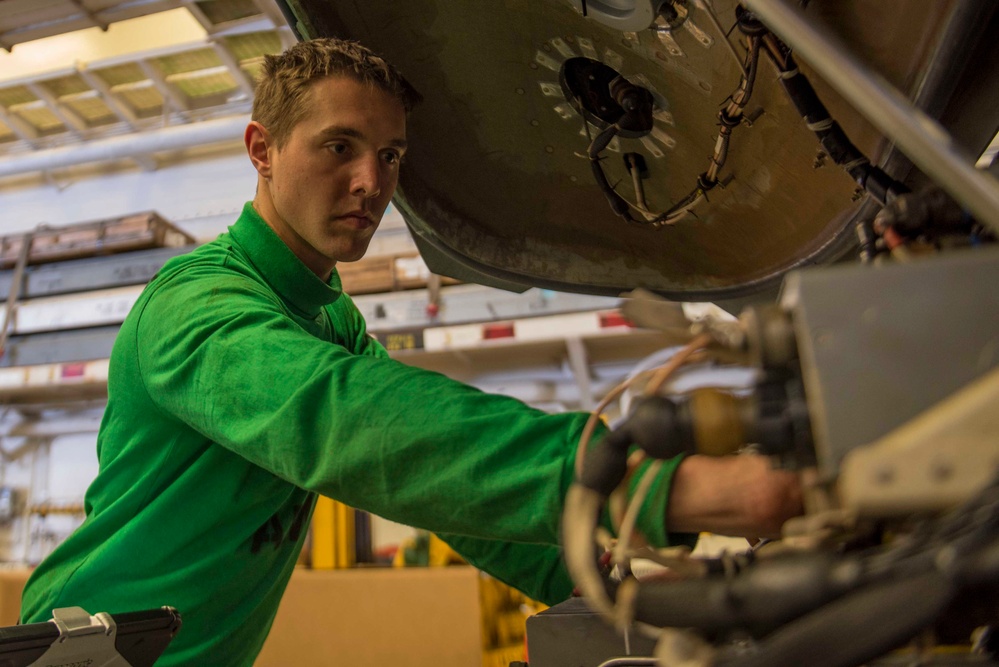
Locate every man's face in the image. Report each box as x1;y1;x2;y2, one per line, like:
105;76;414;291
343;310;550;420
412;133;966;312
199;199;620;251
258;75;407;277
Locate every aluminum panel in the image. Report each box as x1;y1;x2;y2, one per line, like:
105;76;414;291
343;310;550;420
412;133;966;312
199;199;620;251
783;246;999;477
0;245;191;300
14;284;143;335
1;326;119;368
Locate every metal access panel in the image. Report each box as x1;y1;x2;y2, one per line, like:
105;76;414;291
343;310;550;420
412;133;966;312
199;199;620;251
276;0;993;300
782;246;999;478
525;598;657;666
0;246;192;300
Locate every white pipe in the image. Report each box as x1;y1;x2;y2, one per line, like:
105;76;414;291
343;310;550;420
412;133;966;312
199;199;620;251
0;114;250;179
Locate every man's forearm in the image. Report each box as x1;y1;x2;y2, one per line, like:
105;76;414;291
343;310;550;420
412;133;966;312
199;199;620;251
665;454;803;539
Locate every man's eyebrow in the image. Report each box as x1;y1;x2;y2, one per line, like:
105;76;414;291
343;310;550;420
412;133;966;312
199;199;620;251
318;125;407;149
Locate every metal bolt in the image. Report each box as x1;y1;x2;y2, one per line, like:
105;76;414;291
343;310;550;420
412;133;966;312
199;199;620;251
516;87;525;95
530;119;540;127
545;146;555;154
931;462;953;482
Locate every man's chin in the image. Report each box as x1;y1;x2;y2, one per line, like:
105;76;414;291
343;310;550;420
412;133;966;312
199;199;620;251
330;243;373;264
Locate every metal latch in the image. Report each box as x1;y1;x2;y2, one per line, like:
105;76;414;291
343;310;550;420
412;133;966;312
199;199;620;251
28;606;134;667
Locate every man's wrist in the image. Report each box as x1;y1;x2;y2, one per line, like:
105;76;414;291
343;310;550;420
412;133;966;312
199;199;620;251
665;454;803;539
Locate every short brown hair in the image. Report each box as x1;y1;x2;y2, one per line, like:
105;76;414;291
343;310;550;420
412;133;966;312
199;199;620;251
252;38;421;147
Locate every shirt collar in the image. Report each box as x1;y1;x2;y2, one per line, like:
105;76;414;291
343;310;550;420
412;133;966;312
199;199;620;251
228;201;342;316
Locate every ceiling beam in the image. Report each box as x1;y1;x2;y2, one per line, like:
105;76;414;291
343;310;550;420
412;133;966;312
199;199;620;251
25;82;88;137
137;59;190;116
76;67;139;128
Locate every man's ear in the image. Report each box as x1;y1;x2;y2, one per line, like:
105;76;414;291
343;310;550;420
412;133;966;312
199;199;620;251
245;121;274;179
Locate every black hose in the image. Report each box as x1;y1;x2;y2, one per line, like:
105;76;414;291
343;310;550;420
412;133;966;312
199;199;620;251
714;570;953;667
761;35;907;204
632;551;863;638
588;125;633;219
578;427;632;497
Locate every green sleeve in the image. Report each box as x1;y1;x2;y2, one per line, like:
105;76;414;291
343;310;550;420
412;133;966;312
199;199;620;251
435;454;696;605
437;534;573;605
330;292;391;360
437;470;696;605
136;269;572;545
135;267;691;595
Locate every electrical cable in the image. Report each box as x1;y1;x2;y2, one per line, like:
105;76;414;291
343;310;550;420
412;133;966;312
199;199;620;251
589;32;762;228
574;334;710;479
759;32;908;204
608;450;649;534
705;35;761;186
645;333;713;395
569;359;999;651
595;658;658;667
575;368;658;479
618;346;696;422
565;334;716;633
613;459;664;571
589;5;911;229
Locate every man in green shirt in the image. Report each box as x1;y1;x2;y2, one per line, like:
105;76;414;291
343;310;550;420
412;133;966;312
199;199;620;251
20;39;801;665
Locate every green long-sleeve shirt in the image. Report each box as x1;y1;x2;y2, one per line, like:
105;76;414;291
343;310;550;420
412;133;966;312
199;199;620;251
21;202;688;665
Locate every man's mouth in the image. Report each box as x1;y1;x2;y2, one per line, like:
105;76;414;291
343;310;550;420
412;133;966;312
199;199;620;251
336;211;375;229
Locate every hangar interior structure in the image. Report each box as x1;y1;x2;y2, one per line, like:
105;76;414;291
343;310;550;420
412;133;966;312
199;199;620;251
0;2;709;665
0;0;997;666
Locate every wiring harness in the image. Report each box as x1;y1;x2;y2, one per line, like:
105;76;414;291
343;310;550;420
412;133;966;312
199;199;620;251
588;3;908;228
565;363;999;666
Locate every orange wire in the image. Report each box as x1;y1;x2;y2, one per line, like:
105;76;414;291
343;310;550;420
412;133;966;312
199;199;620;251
573;333;714;480
644;333;713;395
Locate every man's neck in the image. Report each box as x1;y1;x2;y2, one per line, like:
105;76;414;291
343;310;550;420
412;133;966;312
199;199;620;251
251;194;335;282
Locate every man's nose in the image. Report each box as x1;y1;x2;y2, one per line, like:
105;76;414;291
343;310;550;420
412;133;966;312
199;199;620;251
350;155;382;199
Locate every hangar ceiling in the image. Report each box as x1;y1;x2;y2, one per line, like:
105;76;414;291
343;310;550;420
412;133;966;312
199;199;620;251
0;0;292;168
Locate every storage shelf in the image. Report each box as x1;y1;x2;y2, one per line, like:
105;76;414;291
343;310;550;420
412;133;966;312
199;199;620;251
0;308;669;405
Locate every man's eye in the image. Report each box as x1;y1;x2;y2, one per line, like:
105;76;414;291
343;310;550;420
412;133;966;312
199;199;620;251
329;143;348;155
382;151;401;165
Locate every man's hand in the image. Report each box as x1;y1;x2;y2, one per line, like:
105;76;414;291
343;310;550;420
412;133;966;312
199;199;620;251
665;454;803;539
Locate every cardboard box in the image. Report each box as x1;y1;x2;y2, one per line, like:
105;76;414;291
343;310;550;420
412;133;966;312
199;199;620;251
0;566;482;664
0;568;30;626
338;255;396;295
338;253;461;295
255;566;482;666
